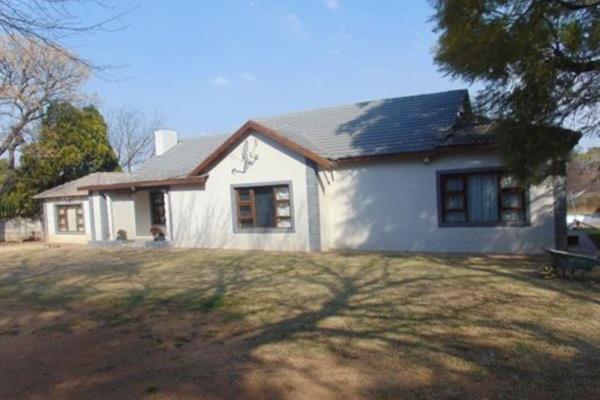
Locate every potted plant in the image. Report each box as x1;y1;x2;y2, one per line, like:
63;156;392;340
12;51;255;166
116;229;128;241
150;226;165;241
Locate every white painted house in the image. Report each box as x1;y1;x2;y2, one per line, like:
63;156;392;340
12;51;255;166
34;90;572;253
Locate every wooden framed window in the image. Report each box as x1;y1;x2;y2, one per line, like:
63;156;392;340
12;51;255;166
56;204;85;233
233;184;293;231
150;192;166;225
441;175;467;223
499;175;526;222
439;170;527;226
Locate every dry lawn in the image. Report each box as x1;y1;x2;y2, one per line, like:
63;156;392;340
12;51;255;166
0;244;599;400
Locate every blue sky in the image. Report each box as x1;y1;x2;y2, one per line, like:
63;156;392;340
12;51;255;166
77;0;597;149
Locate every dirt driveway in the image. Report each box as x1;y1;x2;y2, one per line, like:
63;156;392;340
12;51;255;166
0;244;599;399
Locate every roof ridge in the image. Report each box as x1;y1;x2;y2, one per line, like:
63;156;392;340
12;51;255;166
256;89;468;121
139;134;229;165
96;171;126;175
179;133;229;142
33;171;126;199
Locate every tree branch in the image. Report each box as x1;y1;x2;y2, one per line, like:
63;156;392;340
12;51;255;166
549;0;600;11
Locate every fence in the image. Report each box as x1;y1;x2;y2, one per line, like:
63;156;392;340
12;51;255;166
0;217;44;242
0;200;45;241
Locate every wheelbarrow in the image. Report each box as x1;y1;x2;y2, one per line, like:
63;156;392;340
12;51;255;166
545;248;600;279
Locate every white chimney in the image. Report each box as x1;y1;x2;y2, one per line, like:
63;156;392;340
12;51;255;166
154;130;178;156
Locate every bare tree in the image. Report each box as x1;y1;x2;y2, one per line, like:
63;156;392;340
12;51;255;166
568;147;600;190
0;35;90;172
567;147;600;212
108;106;163;172
0;1;130;67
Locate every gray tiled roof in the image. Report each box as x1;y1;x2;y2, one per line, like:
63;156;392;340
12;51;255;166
33;172;128;199
135;134;228;179
37;89;497;197
35;135;229;197
257;89;469;159
437;120;498;148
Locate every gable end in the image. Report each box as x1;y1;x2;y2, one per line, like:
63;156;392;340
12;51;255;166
187;120;332;176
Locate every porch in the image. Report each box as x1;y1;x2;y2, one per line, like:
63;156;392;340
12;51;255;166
88;188;173;244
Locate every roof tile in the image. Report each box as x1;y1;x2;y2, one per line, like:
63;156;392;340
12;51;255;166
36;89;500;197
257;89;469;159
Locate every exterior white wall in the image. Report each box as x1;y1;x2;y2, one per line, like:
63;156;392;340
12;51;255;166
69;143;556;253
133;191;153;240
110;193;137;240
90;192;108;241
319;152;555;254
44;198;92;244
169;132;310;251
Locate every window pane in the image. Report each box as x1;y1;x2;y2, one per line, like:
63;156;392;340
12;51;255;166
500;175;518;188
445;195;464;210
240;220;254;228
274;187;290;201
277;218;292;228
276;203;291;217
254;187;274;227
467;173;498;222
440;171;527;225
501;193;522;208
151;192;166;225
237;189;251;202
235;185;292;230
239;205;252;217
445;177;464;191
58;210;67;231
501;210;525;222
445;211;466;222
57;205;83;232
77;213;85;232
67;208;77;231
56;205;85;233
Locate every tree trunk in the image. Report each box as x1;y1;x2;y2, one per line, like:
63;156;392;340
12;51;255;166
8;147;16;170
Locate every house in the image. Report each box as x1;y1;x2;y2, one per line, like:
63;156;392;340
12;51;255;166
34;89;574;253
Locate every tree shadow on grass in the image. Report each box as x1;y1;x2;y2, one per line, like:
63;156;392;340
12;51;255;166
0;249;599;399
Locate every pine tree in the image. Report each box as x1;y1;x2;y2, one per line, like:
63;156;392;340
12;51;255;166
432;0;598;180
5;102;119;216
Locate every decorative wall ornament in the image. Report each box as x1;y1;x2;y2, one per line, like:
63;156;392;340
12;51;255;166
231;137;259;174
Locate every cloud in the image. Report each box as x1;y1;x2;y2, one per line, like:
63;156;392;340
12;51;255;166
285;13;307;37
286;13;301;32
209;76;231;87
324;0;339;10
240;73;256;82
